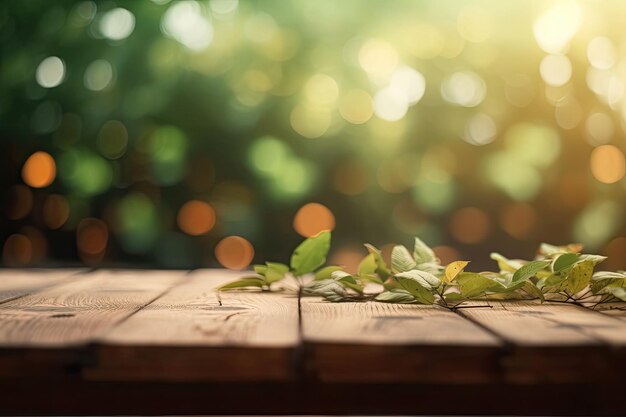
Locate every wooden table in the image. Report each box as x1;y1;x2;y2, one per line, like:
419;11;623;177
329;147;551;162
1;268;625;415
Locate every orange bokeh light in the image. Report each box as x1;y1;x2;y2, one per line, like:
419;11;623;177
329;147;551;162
293;202;335;238
590;145;625;184
21;226;47;262
5;185;33;220
433;245;462;265
177;200;216;236
43;194;70;229
77;218;108;256
215;236;255;270
328;246;363;274
450;207;491;244
500;203;536;240
2;234;32;266
22;151;56;188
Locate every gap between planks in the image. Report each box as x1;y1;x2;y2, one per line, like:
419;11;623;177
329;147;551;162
456;300;626;383
2;269;626;385
86;269;300;382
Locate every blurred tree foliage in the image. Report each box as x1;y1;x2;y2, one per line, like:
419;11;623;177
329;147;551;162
0;0;625;270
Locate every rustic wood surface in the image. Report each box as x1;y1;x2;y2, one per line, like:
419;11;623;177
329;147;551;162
87;269;299;381
301;296;501;382
0;269;182;346
0;268;625;415
0;268;82;304
457;300;626;383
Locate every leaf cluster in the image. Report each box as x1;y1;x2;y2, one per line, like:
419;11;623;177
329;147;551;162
219;231;334;291
219;233;626;309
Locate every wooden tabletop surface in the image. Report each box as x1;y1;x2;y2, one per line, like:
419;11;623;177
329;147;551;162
1;268;625;416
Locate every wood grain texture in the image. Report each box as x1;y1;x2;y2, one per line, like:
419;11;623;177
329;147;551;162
458;300;626;383
0;269;182;347
596;303;626;320
459;301;626;345
0;269;82;304
86;269;299;382
301;297;502;383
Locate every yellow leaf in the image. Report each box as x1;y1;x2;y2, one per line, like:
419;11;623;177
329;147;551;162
444;260;470;283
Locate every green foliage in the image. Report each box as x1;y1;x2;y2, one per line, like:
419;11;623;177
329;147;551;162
220;233;626;310
375;289;416;303
391;245;417;273
512;260;550;284
219;277;267;291
219;231;335;291
457;272;503;298
290;231;331;276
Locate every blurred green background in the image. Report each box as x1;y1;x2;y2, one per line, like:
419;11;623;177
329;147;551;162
1;0;625;271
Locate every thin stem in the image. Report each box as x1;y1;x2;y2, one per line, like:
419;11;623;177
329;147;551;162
452;304;493;310
437;286;450;309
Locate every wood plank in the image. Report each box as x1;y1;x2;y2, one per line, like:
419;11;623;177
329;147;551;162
0;269;183;378
0;268;82;304
301;297;503;383
596;303;626;320
458;300;626;383
0;269;182;347
86;269;299;382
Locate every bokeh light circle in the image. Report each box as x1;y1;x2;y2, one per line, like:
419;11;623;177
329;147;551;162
177;200;216;235
215;236;255;270
2;234;32;266
590;145;625;184
77;218;109;255
450;207;490;244
293;202;336;237
35;56;65;88
22;151;56;188
5;185;33;220
43;194;70;229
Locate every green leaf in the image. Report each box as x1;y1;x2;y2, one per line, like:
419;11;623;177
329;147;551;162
314;265;343;281
330;271;364;293
522;281;544;302
359;273;384;285
391;245;417;273
375;289;415;303
490;253;524;273
578;254;608;265
551;253;580;273
444;291;463;302
357;254;377;276
590;271;626;294
609;287;626;301
538;273;567;291
456;272;502;298
395;270;440;289
266;262;289;273
219;277;267;291
290;231;331;276
303;278;344;296
512;260;550;284
364;243;392;279
415;262;444;274
396;276;435;304
592;271;626;280
331;270;355;283
253;264;268;275
444;260;469;284
413;237;437;264
262;262;290;283
565;260;594;294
